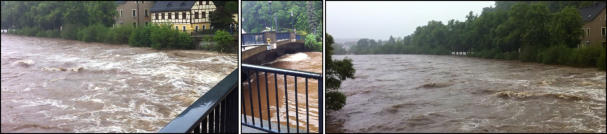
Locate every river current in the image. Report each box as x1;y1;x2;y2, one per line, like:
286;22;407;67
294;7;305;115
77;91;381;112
328;54;605;133
0;34;237;132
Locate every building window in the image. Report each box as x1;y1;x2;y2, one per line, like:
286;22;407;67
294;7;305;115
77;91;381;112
182;12;186;19
586;28;590;37
162;13;165;19
202;12;206;18
168;13;172;19
195;26;199;31
145;9;148;17
195;12;199;19
203;25;206;30
132;9;136;17
176;26;178;30
183;26;186;32
602;27;606;39
155;13;158;20
199;1;202;5
120;9;123;17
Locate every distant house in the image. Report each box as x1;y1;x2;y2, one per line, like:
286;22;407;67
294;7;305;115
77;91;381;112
579;2;606;47
115;1;155;27
150;1;216;33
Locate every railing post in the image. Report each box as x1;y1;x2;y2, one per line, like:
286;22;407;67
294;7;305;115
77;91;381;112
318;78;323;133
290;31;296;42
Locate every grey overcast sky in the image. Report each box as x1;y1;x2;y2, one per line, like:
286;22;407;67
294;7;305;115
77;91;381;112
327;1;495;41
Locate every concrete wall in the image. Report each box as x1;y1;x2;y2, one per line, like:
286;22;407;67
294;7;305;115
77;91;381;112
242;42;311;65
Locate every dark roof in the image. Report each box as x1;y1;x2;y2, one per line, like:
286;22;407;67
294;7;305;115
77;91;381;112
115;1;126;5
150;1;195;12
578;2;606;22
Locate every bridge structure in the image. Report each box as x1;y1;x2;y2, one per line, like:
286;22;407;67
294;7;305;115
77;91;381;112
242;31;304;61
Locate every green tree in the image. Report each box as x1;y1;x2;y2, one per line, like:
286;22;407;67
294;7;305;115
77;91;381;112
210;1;238;31
212;30;236;53
326;33;355;111
549;6;583;48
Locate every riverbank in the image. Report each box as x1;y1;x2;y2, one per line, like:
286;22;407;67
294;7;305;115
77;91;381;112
5;24;236;53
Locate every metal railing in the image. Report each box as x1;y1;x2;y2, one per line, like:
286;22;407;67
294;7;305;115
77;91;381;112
159;69;238;133
241;64;323;133
276;32;290;41
242;33;266;47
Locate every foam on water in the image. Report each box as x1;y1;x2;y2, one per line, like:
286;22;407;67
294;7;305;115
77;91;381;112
1;35;237;133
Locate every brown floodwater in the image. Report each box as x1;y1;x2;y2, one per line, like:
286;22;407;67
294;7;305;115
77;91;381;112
0;34;237;132
242;52;322;132
328;54;606;133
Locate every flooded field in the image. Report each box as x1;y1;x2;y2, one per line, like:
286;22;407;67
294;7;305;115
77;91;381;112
242;52;322;132
328;54;606;133
0;34;237;132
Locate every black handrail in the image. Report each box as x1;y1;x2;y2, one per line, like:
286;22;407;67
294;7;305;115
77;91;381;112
159;69;238;133
241;64;323;133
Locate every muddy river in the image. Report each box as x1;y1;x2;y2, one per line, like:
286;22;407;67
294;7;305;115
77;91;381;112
242;52;322;132
328;54;605;133
0;34;237;132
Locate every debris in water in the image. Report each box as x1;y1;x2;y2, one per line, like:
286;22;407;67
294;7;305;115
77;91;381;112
419;82;452;88
12;59;35;67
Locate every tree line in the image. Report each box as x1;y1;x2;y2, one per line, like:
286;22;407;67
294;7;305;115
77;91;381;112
242;1;323;52
336;1;605;70
1;1;237;52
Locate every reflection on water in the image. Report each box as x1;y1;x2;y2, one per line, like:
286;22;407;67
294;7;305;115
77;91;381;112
0;34;237;132
328;55;606;133
242;52;322;132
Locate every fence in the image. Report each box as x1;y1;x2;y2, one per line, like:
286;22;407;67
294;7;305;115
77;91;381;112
241;64;323;133
276;32;290;41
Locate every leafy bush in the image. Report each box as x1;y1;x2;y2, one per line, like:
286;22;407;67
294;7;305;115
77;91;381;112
149;24;173;49
570;45;602;67
61;23;84;40
519;45;541;62
110;25;135;44
45;30;60;38
494;52;505;59
15;27;41;36
326;91;346;111
77;23;108;42
175;31;193;49
129;25;151;47
305;34;322;51
35;30;47;37
538;45;571;65
212;30;236;53
503;51;519;60
149;24;192;50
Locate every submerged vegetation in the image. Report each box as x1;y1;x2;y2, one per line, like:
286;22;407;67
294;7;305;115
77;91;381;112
337;1;605;70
